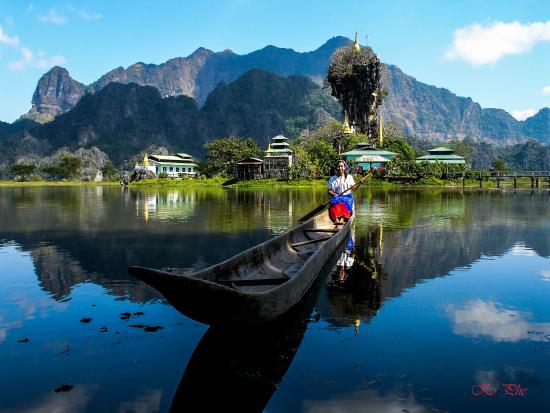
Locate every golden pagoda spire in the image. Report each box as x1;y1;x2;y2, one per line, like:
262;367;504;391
342;112;352;134
353;32;360;53
354;318;361;335
143;152;149;167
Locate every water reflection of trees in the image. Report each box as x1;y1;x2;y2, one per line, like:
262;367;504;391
0;187;327;304
321;190;549;326
0;188;548;307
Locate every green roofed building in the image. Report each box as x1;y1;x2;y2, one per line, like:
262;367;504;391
341;143;396;171
415;147;465;165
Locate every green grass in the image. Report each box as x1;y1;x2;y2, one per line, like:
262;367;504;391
1;176;544;190
128;177;327;188
0;180;120;187
228;178;327;188
129;176;230;187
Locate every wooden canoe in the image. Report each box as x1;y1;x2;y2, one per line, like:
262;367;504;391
128;211;353;325
169;253;340;412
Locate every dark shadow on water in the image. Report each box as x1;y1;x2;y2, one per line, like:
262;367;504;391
169;245;345;413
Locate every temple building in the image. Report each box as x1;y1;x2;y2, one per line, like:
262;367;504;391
263;135;293;179
236;157;264;180
147;153;198;177
341;143;396;172
415;147;465;165
134;153;156;174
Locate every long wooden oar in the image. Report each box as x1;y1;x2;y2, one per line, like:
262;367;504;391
298;172;372;223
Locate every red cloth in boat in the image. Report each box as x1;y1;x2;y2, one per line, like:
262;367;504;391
329;202;351;221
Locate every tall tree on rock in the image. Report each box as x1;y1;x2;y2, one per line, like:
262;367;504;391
327;34;383;144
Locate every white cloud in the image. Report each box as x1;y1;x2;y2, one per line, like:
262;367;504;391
539;86;550;95
511;109;537;121
541;270;550;282
445;21;550;65
9;47;65;71
39;9;68;25
303;388;432;413
0;25;20;46
67;4;103;21
446;299;550;342
116;390;163;413
10;384;98;413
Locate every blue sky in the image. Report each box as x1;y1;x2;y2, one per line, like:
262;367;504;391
0;0;549;123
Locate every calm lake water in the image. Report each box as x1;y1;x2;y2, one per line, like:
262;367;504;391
0;186;548;413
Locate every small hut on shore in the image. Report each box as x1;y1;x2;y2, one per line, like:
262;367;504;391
236;157;264;180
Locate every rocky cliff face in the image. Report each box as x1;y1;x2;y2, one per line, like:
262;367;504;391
380;65;533;144
0;121;9;139
26;37;549;145
381;64;482;139
90;47;216;100
29;66;88;118
522;107;550;144
15;70;340;164
29;37;351;117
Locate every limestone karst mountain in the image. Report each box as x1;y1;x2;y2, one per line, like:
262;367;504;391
6;70;340;164
25;36;548;145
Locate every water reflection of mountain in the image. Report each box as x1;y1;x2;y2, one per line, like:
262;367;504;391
0;187;320;303
0;188;547;307
373;193;549;301
320;191;549;325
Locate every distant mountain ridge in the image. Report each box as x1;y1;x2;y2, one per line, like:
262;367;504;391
24;36;549;145
28;36;351;117
5;70;340;165
381;65;548;144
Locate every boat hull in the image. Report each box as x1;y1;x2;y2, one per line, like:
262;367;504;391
129;212;353;325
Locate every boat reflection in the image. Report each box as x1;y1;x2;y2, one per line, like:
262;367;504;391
169;247;345;413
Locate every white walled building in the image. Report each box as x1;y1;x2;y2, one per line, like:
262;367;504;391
138;153;198;178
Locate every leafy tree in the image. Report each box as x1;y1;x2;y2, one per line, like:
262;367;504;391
43;155;82;180
342;132;369;153
9;163;37;181
305;139;339;177
203;137;259;177
450;141;475;166
491;159;508;172
288;144;314;179
298;121;370;154
385;158;418;177
382;138;415;161
516;140;547;171
289;137;339;179
101;161;119;181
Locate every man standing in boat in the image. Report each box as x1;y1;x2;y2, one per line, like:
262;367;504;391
328;160;355;224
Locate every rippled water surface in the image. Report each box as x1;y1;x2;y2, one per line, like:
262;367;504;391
0;187;548;412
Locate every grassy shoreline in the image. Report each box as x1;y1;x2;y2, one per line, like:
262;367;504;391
0;177;544;190
0;180;120;187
